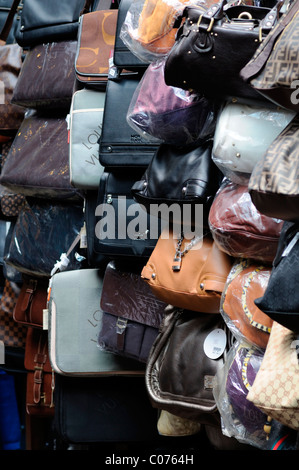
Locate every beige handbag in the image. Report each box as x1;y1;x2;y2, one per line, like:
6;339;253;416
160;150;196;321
247;321;299;430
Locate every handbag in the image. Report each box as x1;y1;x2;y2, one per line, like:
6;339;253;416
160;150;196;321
247;320;299;431
98;261;167;363
13;277;48;329
11;41;78;110
127;58;217;146
212;101;295;185
141;229;233;313
99;77;160;168
220;259;273;349
0;141;25;219
68;88;105;190
24;328;54;417
15;0;100;47
75;9;118;89
208;181;283;263
93;171;162;258
248;115;299;222
131;139;222;227
254;221;299;334
164;0;282;102
0;112;81;200
240;0;299;112
0;279;26;349
145;305;230;424
48;267;145;376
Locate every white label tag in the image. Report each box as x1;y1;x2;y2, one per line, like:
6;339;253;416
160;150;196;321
43;309;48;330
203;329;227;360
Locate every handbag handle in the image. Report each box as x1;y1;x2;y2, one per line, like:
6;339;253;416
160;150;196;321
0;0;22;44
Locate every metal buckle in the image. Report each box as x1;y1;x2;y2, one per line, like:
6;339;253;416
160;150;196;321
116;317;127;334
196;15;215;32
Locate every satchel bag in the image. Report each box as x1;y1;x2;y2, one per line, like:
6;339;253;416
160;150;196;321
13;277;48;329
0;279;26;349
24;328;54;417
98;261;167;363
248;115;299;222
75;9;118;89
164;0;282;102
131;139;222;227
0;112;80;200
240;0;299;112
220;259;273;349
254;221;299;334
208;181;283;263
68;88;105;190
48;267;145;376
212;101;295;185
141;229;233;313
127;57;217;146
145;305;230;424
99;77;160;168
247;320;299;431
11;41;78;110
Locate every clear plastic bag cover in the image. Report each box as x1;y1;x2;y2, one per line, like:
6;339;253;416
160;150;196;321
120;0;207;63
208;179;283;263
127;58;216;145
220;259;273;349
212;102;296;185
4;200;84;277
213;341;295;449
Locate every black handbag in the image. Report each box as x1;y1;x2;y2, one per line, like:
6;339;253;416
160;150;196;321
92;171;162;258
254;221;299;334
99;77;160;169
131;140;222;226
15;0;100;47
164;0;282;102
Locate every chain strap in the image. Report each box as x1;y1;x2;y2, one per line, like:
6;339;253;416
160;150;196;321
172;232;204;272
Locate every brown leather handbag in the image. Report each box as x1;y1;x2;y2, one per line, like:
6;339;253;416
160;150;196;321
25;328;55;417
141;229;233;313
13;278;48;329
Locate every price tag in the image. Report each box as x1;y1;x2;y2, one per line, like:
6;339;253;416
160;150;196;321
203;329;227;360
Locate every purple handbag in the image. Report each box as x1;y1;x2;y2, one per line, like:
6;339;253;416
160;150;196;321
127;58;216;146
98;261;167;363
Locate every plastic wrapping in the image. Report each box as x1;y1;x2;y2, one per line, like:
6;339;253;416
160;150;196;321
220;259;273;349
212;102;296;185
213;341;297;449
4;199;84;278
127;58;217;146
120;0;207;63
208;180;283;263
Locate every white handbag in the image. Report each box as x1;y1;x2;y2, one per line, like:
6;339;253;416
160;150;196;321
212;102;295;185
67;88;106;189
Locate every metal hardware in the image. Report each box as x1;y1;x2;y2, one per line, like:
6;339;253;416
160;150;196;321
238;11;253;20
196;15;215;32
116;317;127;334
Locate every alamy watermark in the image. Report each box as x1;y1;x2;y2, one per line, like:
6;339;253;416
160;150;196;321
291;80;299;106
0;340;4;364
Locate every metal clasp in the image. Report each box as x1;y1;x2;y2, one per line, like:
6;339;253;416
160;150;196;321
196;15;215;32
116;317;127;334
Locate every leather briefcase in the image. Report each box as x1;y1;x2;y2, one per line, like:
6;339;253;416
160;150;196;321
99;77;160;168
13;277;48;328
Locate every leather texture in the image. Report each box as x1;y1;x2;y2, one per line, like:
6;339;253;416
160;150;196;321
208;181;283;263
145;305;228;424
13;277;48;328
68;88;105;190
0;278;26;348
164;0;280;101
99;77;160;168
0;112;81;199
24;328;54;416
141;230;233;313
98;261;166;363
12;41;77;110
75;9;118;88
48;268;145;376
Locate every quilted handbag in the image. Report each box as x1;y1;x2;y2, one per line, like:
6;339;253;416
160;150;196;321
247;320;299;431
208;181;283;263
98;261;167;363
145;305;230;424
164;0;282;101
141;229;233;313
220;259;273;349
248;115;299;222
254;221;299;334
240;0;299;112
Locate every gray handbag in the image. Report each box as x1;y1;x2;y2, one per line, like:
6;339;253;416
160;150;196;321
68;88;105;190
48;268;145;376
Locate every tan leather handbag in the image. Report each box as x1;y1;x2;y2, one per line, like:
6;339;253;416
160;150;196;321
141;229;232;313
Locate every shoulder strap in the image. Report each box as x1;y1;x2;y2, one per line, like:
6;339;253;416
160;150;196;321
0;0;22;44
